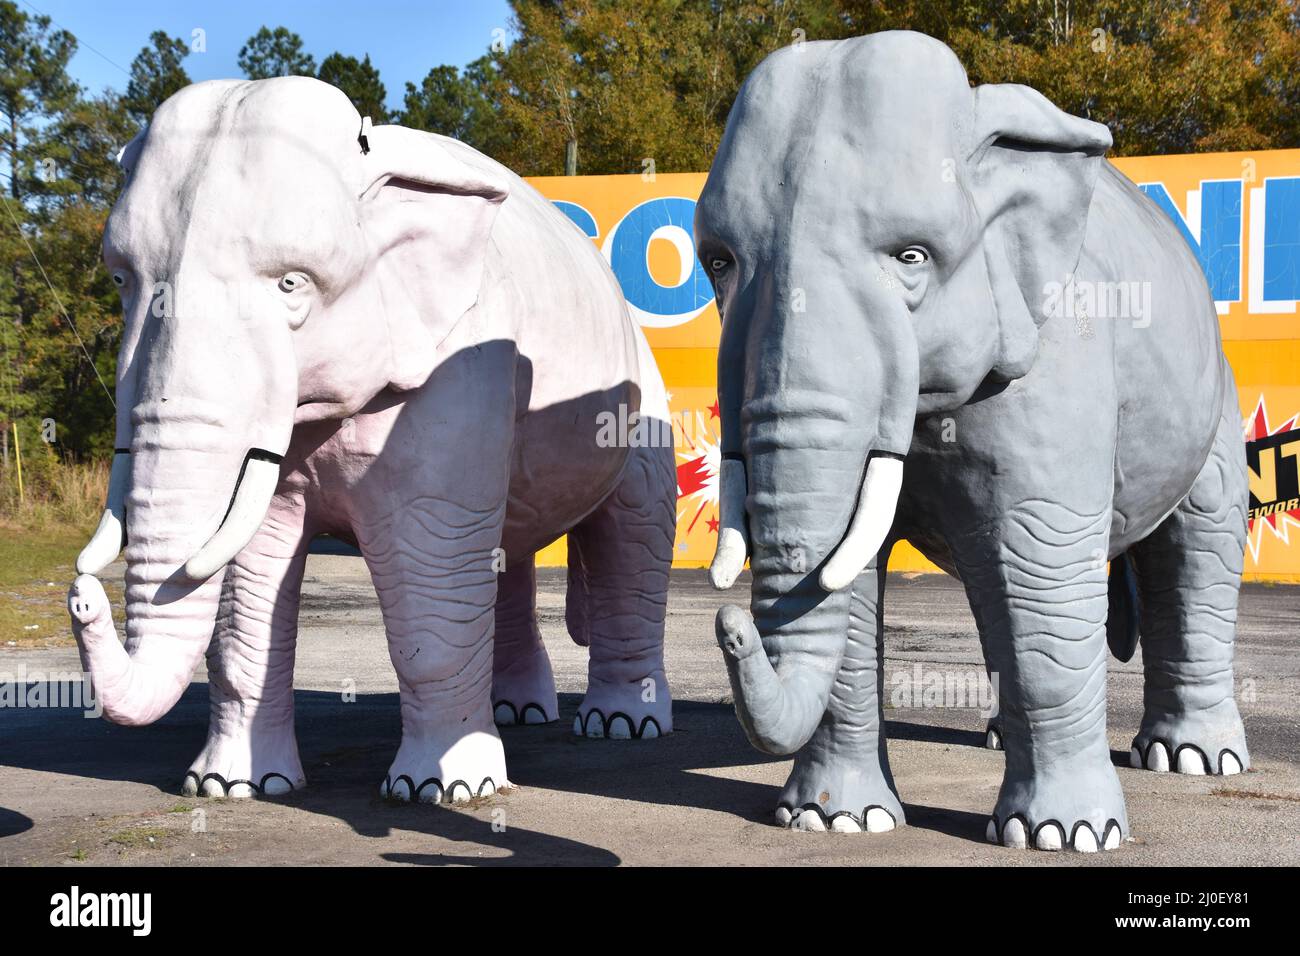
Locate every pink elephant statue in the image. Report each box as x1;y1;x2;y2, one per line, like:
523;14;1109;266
67;76;676;803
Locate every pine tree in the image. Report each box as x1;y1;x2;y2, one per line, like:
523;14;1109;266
123;31;190;124
238;26;317;80
317;52;388;121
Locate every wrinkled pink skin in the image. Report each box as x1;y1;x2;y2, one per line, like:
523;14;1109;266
68;77;675;802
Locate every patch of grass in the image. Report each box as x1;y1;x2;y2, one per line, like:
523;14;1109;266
107;825;169;849
167;804;194;814
69;847;87;861
458;792;505;811
0;460;121;647
0;524;93;589
0;524;109;647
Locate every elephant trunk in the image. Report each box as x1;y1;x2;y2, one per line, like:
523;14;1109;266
716;583;853;756
71;406;282;726
712;279;919;756
716;390;880;755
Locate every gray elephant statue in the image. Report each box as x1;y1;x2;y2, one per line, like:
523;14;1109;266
696;31;1250;850
67;76;677;802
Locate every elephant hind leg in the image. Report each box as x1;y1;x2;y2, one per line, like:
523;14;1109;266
1128;391;1250;776
564;439;676;740
956;497;1127;852
492;556;558;725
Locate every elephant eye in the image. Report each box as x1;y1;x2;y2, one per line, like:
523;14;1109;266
709;257;730;274
896;247;929;265
278;272;311;293
278;272;312;329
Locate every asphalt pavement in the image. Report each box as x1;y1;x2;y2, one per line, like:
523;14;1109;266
1;558;1296;866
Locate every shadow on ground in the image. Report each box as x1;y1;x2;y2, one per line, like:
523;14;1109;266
0;808;33;838
0;682;990;864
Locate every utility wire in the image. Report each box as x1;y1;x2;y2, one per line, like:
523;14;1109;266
7;0;134;419
18;0;133;79
2;196;115;409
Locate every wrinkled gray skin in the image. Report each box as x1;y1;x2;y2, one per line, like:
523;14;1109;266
696;31;1250;849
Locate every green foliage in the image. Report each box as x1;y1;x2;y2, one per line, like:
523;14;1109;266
38;92;137;208
839;0;1300;156
123;30;190;124
1;0;120;507
317;52;389;121
399;59;492;141
464;0;856;174
238;25;317;79
466;0;1300;173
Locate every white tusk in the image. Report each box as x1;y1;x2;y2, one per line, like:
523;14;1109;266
76;452;131;575
818;454;904;592
709;457;749;590
183;455;281;581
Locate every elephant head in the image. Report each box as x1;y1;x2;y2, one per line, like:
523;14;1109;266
73;76;509;725
695;32;1111;754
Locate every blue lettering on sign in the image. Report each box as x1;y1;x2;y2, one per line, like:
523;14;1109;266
552;200;598;238
606;197;714;328
1140;180;1242;304
1263;177;1300;303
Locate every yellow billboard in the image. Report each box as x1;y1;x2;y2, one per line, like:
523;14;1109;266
528;151;1300;582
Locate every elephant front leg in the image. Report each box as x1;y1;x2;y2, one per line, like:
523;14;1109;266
184;493;310;798
777;558;903;833
958;500;1127;852
365;498;508;803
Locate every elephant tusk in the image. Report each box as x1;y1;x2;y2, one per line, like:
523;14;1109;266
76;450;131;575
818;453;904;592
709;456;749;590
183;451;282;581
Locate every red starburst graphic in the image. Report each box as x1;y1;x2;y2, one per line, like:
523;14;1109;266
674;400;723;536
676;455;710;499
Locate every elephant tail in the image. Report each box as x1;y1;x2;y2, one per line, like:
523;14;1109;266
565;536;592;647
1106;552;1141;663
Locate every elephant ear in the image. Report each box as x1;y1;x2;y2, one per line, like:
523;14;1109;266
115;128;146;176
967;84;1112;380
358;123;510;391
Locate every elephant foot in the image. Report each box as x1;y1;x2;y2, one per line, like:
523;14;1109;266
182;728;305;799
493;699;555;726
573;670;673;739
380;727;508;804
1129;702;1249;775
987;761;1127;852
492;645;559;726
774;754;904;833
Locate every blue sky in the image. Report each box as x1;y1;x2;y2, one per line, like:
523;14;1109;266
21;0;515;113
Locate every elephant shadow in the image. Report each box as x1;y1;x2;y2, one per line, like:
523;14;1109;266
0;680;996;863
0;807;34;839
